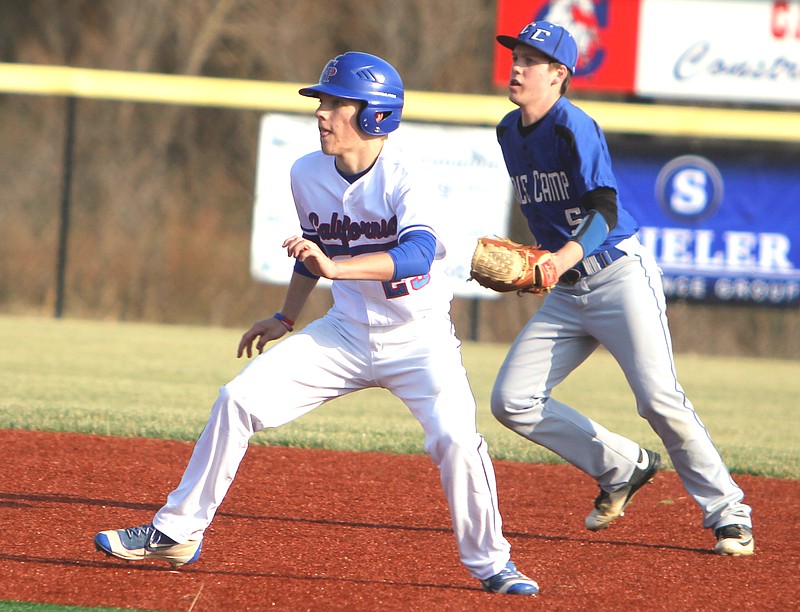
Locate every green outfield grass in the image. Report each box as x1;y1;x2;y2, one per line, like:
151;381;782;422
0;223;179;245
0;604;142;612
0;314;797;478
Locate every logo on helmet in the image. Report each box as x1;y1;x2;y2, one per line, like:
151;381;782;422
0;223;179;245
322;66;338;82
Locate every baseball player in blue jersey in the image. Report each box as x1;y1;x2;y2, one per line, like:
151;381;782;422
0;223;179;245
93;52;538;595
490;22;754;556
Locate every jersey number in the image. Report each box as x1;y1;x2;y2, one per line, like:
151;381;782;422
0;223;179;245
565;207;583;228
382;274;430;298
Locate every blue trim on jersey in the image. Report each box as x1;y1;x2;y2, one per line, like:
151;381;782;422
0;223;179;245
292;232;324;279
322;241;399;259
337;159;377;184
293;260;319;279
399;223;435;237
496;97;638;254
388;230;436;280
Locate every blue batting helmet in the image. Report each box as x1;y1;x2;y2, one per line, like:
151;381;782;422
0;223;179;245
299;52;404;135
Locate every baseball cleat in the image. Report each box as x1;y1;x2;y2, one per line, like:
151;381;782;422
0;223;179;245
585;448;661;531
94;523;202;568
480;561;539;595
714;524;754;556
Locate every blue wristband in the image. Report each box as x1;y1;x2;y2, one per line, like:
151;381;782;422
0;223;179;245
571;209;609;256
273;312;294;332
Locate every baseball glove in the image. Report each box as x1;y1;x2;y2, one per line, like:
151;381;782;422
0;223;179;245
470;236;559;294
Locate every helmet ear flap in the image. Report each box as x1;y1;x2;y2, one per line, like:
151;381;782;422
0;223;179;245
359;106;396;135
357;101;373;134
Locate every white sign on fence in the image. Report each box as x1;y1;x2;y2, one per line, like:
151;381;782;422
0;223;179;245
636;0;800;106
251;113;514;298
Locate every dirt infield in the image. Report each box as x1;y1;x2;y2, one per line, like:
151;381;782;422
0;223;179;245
0;429;797;611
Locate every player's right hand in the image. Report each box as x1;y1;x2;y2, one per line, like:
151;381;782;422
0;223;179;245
237;317;287;358
283;235;337;279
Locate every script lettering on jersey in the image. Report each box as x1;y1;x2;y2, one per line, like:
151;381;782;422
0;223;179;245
308;212;398;246
510;171;571;204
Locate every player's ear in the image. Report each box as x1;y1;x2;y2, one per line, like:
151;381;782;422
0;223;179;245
551;63;568;85
552;64;572;94
560;69;572;95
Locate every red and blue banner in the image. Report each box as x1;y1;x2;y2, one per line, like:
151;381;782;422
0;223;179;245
494;0;800;106
493;0;640;93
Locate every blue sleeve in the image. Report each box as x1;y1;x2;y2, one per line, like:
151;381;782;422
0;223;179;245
388;230;436;280
293;233;322;279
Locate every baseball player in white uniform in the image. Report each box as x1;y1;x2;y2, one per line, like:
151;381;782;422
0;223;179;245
94;52;539;595
490;21;754;556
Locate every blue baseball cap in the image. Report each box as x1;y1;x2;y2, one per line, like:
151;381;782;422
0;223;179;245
497;21;578;74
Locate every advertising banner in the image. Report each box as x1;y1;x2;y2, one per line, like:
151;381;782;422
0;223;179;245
252;113;514;299
494;0;800;106
613;146;800;306
493;0;640;93
637;0;800;106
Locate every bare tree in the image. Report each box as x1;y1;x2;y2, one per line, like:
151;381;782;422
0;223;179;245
0;0;796;354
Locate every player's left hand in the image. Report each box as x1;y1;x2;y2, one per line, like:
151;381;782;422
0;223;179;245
237;317;288;358
470;236;559;294
283;236;336;278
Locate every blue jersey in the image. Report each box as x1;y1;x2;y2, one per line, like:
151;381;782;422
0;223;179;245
496;96;638;254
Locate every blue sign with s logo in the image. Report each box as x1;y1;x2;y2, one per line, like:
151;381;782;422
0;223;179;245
614;145;800;306
655;155;724;223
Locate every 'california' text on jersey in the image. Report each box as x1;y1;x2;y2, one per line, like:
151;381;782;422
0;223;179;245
308;212;398;245
290;140;450;327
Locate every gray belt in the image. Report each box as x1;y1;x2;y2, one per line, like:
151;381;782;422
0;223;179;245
560;247;626;285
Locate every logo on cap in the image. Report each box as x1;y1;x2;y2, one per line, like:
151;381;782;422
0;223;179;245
519;23;553;44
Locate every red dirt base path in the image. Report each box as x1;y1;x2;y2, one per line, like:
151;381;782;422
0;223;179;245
0;429;798;611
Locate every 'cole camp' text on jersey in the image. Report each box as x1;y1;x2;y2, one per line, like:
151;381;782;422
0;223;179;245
511;171;571;205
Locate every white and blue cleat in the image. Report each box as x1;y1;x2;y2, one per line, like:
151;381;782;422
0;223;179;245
94;523;202;569
480;561;539;595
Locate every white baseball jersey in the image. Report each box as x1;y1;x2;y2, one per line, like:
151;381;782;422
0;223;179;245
290;140;451;326
152;138;515;581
